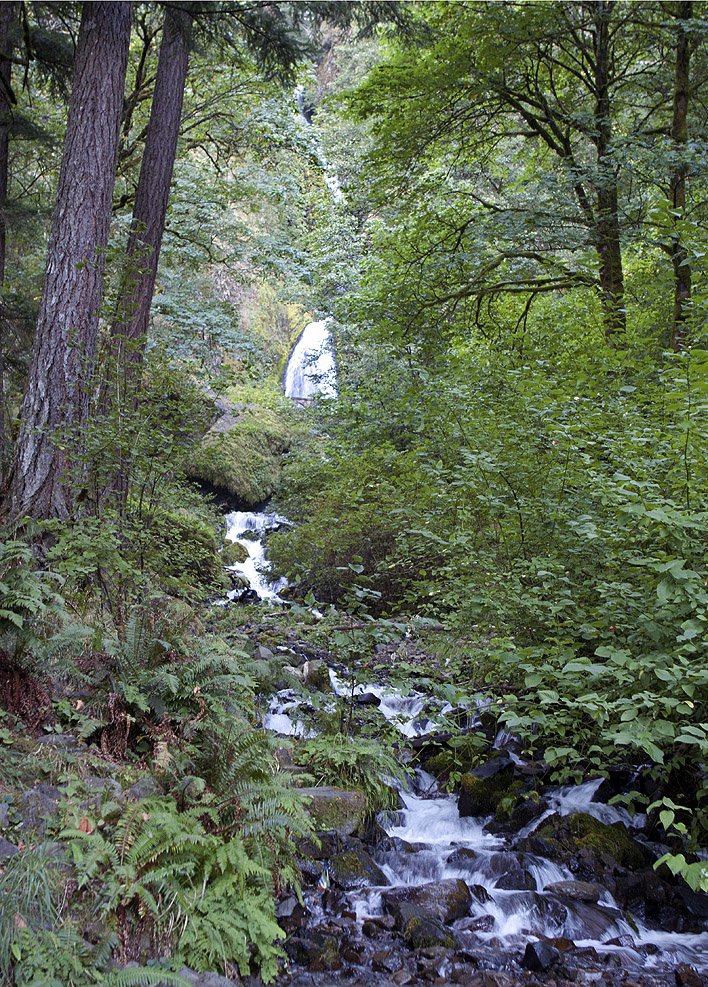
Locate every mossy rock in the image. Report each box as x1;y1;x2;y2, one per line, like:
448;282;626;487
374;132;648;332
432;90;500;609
329;846;389;889
221;540;249;565
401;913;456;950
187;405;290;505
299;787;368;836
458;772;521;817
567;812;648;871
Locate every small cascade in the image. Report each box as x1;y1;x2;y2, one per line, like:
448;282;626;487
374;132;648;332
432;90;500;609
284;320;337;402
222;510;288;603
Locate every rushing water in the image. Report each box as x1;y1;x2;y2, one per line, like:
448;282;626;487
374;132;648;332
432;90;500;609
283;320;337;402
222;510;288;602
263;666;708;978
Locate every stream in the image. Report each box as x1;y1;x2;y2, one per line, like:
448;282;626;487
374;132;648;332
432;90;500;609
216;141;708;987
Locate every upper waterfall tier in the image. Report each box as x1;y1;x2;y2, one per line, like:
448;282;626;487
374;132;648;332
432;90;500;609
283;320;337;401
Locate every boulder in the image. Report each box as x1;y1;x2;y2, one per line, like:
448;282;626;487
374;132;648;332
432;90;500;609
186;405;290;506
521;940;560;971
383;878;472;926
20;784;62;832
329;846;389;889
458;754;519;817
0;838;20;860
544;879;602;903
399;913;456;950
299;787;368;837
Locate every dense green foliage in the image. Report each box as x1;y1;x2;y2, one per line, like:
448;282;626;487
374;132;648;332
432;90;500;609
3;0;708;974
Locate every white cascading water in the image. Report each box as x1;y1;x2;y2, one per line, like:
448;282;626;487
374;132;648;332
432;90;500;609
263;664;708;975
283;319;337;401
222;510;288;603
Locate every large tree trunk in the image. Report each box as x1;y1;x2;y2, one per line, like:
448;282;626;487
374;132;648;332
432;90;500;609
670;0;692;351
591;0;626;342
8;2;132;520
110;4;192;378
0;1;15;492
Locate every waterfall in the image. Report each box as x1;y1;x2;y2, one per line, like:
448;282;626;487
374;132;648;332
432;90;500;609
283;320;337;401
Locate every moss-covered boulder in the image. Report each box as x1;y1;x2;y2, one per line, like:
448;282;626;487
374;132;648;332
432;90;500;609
299;787;368;837
526;811;649;873
329;845;389;889
221;540;249;566
458;769;520;818
186;405;290;506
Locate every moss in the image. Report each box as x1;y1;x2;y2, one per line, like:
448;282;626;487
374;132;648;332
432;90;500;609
300;787;368;836
567;812;647;870
401;915;456;950
187;405;290;505
459;771;520;816
221;540;249;566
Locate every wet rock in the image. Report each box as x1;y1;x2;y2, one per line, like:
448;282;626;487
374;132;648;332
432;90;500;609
494;868;536;891
606;934;635;948
528;811;649;872
277;895;308;930
383;878;472;925
400;913;456;950
521;940;561;971
544;879;601;902
463;973;516;987
678;885;708;923
469;750;514;780
289;932;341;972
0;838;20;860
454;915;495;933
299;787;367;837
675;964;707;987
372;948;400;973
297;832;340;861
469;884;492;903
356;691;381;706
447;847;478;866
329;846;389;889
458;755;518;817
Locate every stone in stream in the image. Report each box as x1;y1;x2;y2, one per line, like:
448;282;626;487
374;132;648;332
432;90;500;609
328;845;389;889
382;878;472;925
398;910;457;950
458;752;518;817
675;963;707;987
544;879;602;902
299;787;367;836
521;939;561;971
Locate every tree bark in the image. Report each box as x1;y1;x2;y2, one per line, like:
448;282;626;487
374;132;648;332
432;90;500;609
8;1;132;520
110;3;192;379
590;0;626;342
0;1;14;491
670;0;692;351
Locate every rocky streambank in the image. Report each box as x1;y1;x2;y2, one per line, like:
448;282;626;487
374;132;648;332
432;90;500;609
246;637;708;987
